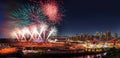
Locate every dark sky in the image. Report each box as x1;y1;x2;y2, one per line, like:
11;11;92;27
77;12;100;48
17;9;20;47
0;0;4;38
1;0;120;37
59;0;120;35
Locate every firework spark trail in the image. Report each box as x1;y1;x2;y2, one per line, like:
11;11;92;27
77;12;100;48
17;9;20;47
29;25;40;41
13;32;19;41
39;23;48;40
39;23;47;35
47;27;57;40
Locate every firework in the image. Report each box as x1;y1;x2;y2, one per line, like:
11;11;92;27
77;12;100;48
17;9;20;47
8;0;62;43
40;0;62;23
10;3;46;27
11;24;57;42
47;27;57;39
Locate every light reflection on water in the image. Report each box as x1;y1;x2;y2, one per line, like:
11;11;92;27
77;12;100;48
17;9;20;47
72;52;107;58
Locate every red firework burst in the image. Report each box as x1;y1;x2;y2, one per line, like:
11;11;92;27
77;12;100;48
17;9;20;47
40;0;62;23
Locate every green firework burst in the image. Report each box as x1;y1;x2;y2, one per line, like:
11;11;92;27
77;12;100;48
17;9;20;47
10;2;47;27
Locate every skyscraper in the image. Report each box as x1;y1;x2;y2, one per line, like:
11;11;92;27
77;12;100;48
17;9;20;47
106;31;112;40
99;32;103;40
75;33;79;40
114;33;118;39
96;32;99;38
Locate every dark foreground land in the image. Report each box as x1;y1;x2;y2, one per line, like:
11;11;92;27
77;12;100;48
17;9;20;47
106;47;120;58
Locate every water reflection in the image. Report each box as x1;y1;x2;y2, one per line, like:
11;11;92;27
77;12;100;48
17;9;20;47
72;52;107;58
1;52;107;58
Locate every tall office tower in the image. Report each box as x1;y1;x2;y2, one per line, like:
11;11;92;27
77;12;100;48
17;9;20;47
79;35;82;41
84;33;88;40
75;33;79;40
83;34;86;41
99;32;103;40
87;34;90;40
106;31;112;40
81;34;84;41
114;33;118;39
89;35;93;40
96;32;99;38
85;33;89;40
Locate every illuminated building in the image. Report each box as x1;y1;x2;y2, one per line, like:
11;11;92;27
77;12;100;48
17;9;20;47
84;34;88;40
106;31;112;40
80;34;84;41
85;33;89;40
75;33;79;40
99;32;103;40
96;32;99;38
114;33;118;39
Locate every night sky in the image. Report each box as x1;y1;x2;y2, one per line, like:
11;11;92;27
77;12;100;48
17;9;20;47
0;0;4;38
1;0;120;37
60;0;120;35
